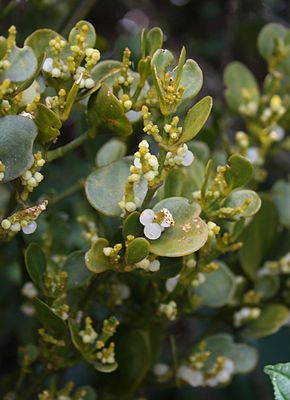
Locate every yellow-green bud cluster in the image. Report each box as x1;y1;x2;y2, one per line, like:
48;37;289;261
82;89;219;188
73;66;95;89
164;115;182;143
163;72;184;107
233;307;261;327
207;221;220;238
135;257;161;272
114;47;134;90
20;152;45;201
178;355;235;387
141;105;162;142
52;303;70;321
236;130;249;150
164;144;194;167
191;272;205;288
79;317;98;344
103;243;123;264
261;95;285;124
96;342;116;365
120;94;132;111
238;88;258;116
158;300;177;321
44;270;68;297
38;328;65;347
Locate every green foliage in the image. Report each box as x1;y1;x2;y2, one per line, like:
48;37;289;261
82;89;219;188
265;362;290;400
0;18;290;400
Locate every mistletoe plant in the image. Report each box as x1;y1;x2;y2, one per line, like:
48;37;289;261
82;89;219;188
0;20;289;399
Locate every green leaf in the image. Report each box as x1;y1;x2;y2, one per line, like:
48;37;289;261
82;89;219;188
149;197;208;257
224;189;261;219
62;251;93;289
176;96;212;144
85;238;112;273
25;29;63;58
257;23;287;61
265;362;290;400
34;103;62;143
96;139;127;167
154;257;183;279
0;115;38;182
85;157;147;216
225;154;253;189
239;197;279;280
174;46;186;89
255;275;280;299
88;83;133;137
25;243;46;290
69;20;96;48
126;238;150;264
151;49;174;78
175;59;203;106
90;60;123;83
187;140;210;163
107;328;152;394
204;334;258;374
272;180;290;229
224;61;259;113
122;211;144;239
33;298;67;335
68;319;117;373
195;261;236;308
241;304;289;339
0;36;7;59
1;46;37;83
145;27;163;57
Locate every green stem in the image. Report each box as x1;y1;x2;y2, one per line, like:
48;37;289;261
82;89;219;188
49;179;84;206
131;84;143;103
46;132;89;162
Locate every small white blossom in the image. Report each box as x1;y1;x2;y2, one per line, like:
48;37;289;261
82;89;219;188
153;363;170;377
166;274;180;292
22;221;37;235
139;208;174;240
178;366;204;387
21;282;38;299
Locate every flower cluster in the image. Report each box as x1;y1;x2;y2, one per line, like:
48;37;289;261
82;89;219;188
135;257;160;272
20;151;45;201
233;307;261;327
158;300;177;321
259;253;290;276
139;207;174;240
178;356;235;387
164;144;194;167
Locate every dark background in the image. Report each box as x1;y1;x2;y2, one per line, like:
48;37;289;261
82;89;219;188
1;0;290;398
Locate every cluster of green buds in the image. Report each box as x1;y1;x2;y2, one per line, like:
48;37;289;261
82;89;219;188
119;140;159;214
141;105;162;142
158;300;177;321
38;382;93;400
44;269;68;298
233;306;261;327
42;22;101;90
0;199;48;237
113;47;134;93
0;25;16;76
238;89;258;116
78;316;119;366
103;243;123;264
38;328;65;348
259;252;290;275
20;151;45;201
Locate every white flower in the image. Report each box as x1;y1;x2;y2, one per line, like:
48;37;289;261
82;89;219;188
144;223;162;240
245;147;260;164
153;363;170;377
178;366;204;387
22;221;37;235
140;209;155;225
148;259;160;272
21;282;38;299
140;208;174;240
181;144;194;166
166;274;180;292
42;57;53;72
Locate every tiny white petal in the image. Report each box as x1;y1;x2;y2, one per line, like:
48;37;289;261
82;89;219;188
165;274;180;292
182;150;194;166
149;259;160;272
160;219;171;228
139;209;155;226
42;57;53;72
22;221;37;235
153;363;169;376
134;158;142;169
144;223;162;240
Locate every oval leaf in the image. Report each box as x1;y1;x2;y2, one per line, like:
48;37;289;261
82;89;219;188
149;197;208;257
0;115;38;182
126;237;150;264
